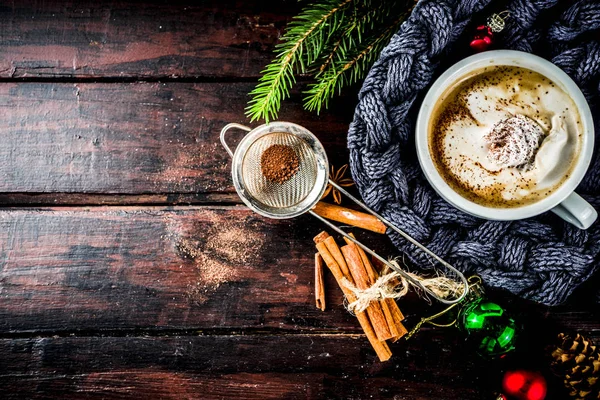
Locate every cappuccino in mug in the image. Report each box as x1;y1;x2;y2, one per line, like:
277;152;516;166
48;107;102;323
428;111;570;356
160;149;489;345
429;65;582;208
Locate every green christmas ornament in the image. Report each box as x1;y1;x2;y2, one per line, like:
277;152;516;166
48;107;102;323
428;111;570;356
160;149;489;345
458;298;517;358
406;276;517;359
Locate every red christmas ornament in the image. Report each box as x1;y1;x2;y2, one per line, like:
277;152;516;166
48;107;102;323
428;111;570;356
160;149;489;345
470;25;494;52
501;370;547;400
470;11;510;53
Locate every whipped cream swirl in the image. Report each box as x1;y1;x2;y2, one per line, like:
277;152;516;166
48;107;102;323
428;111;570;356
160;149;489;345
484;114;543;169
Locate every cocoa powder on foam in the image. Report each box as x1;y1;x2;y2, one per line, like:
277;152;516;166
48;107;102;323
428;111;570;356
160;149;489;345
430;65;581;208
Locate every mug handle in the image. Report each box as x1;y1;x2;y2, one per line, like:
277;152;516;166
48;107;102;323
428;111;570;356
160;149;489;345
551;192;598;230
220;123;252;158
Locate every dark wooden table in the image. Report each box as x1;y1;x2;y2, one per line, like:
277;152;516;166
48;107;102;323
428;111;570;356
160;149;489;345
0;1;598;399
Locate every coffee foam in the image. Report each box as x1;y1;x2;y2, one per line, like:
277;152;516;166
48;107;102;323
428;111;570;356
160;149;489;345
430;66;582;207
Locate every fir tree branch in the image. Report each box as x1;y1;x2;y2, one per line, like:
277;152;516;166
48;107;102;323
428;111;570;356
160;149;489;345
303;2;415;114
303;15;405;113
245;0;353;123
318;3;384;74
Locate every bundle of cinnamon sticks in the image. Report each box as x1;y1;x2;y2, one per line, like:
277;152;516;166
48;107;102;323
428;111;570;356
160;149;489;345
314;231;407;361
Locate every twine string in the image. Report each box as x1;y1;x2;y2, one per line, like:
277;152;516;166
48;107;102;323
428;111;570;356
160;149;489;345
342;259;465;313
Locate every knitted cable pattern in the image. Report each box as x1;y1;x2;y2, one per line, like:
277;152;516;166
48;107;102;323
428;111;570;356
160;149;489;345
348;0;600;306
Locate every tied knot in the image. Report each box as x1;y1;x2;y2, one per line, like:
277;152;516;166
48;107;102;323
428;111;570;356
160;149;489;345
342;272;408;313
342;260;466;313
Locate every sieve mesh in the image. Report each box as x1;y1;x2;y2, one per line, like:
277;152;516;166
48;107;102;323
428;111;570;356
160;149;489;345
242;132;318;209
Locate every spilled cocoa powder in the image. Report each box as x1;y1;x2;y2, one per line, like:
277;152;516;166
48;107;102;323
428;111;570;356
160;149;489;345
177;239;237;285
166;214;265;304
260;144;299;184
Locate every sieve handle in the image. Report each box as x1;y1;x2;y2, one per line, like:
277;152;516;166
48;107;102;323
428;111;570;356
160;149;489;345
327;180;470;305
220;123;252;157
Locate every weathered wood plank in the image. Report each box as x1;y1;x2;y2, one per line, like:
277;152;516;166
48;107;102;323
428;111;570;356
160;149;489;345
0;0;296;79
0;334;491;399
0;206;598;338
0;206;359;333
0;193;241;206
0;82;352;195
0;206;596;400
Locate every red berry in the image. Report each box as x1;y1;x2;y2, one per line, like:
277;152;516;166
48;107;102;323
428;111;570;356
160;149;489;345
501;370;547;400
470;25;494;52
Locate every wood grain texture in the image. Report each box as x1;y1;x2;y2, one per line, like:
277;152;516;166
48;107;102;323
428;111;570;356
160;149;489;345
0;207;598;337
0;206;348;333
1;1;599;398
0;0;297;79
0;82;351;196
0;192;242;206
0;334;496;400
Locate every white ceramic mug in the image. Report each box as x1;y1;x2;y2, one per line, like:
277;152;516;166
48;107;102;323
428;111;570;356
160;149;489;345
415;50;597;229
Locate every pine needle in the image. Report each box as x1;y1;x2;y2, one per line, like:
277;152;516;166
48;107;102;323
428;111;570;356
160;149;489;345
246;0;417;121
318;3;386;74
245;0;353;123
304;13;407;113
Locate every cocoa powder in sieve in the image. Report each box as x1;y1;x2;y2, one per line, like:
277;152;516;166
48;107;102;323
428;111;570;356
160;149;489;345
260;144;300;184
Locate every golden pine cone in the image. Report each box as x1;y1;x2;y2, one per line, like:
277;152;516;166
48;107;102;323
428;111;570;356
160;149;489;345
549;333;599;399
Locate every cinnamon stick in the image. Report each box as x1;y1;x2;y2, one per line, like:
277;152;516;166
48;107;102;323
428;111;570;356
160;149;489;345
324;236;351;280
371;256;387;274
312;202;387;234
314;233;391;361
341;244;393;341
344;235;407;340
313;231;330;245
315;253;326;311
315;232;352;281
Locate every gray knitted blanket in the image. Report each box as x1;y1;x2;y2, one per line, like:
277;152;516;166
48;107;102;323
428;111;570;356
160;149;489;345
347;0;600;305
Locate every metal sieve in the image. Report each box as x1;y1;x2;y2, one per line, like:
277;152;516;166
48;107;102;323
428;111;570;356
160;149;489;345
222;122;328;219
221;122;468;304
